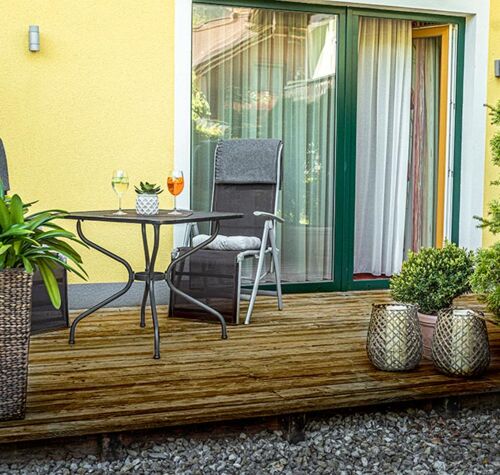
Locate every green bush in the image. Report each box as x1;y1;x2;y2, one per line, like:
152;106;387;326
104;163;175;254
475;100;500;233
472;101;500;324
390;242;474;315
470;243;500;323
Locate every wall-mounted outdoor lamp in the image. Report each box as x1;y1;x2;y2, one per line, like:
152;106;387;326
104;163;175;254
29;25;40;52
495;60;500;78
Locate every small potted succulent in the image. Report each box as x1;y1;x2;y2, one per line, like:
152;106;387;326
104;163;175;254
0;182;86;420
135;182;163;216
390;242;474;358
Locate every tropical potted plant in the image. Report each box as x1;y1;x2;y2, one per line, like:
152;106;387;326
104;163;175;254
0;182;86;421
390;242;474;358
472;101;500;325
135;182;163;216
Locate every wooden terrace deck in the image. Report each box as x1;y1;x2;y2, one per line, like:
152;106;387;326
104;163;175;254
0;291;498;444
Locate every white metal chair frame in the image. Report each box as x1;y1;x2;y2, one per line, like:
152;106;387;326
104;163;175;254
180;142;284;324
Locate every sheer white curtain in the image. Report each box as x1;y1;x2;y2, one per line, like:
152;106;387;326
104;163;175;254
354;18;413;276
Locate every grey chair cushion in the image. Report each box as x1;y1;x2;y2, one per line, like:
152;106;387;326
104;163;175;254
192;234;261;251
214;139;282;184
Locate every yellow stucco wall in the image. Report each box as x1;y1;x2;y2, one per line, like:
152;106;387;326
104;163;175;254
0;0;175;283
484;3;500;247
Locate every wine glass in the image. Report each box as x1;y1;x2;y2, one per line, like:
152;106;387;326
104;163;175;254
167;169;184;215
111;169;129;215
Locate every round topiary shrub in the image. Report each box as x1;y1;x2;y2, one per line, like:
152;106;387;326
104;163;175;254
390;242;474;315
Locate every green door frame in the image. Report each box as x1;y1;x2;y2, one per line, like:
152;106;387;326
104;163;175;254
192;0;466;294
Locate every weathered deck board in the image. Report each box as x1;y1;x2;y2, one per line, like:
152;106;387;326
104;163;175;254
0;291;498;444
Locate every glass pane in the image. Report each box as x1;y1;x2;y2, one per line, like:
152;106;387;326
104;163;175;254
353;18;445;280
192;5;337;283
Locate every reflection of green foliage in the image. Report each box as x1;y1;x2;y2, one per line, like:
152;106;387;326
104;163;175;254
470;243;500;323
305;143;321;185
192;75;210;122
192;75;224;139
282;142;325;225
193;6;231;28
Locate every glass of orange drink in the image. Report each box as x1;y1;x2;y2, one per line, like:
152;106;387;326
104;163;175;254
167;169;184;215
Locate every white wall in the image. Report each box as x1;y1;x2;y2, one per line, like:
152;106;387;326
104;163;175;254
174;0;490;250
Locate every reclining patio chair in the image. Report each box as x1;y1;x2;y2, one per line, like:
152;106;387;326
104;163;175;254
168;138;284;325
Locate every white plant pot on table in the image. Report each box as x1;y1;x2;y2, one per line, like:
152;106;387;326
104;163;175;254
135;194;159;215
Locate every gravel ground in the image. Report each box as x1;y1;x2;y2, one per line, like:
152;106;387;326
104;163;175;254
0;407;498;474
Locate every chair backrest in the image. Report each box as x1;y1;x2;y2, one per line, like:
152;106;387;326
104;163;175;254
212;139;283;237
0;139;10;192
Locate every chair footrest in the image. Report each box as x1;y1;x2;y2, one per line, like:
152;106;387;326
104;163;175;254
241;289;277;297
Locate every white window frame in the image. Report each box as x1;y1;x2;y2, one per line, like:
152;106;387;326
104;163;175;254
174;0;490;250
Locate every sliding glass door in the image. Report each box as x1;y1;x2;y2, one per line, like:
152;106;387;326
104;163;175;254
351;14;460;287
190;2;465;292
191;3;342;287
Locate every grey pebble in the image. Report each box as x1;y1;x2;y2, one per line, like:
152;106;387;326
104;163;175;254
1;407;498;474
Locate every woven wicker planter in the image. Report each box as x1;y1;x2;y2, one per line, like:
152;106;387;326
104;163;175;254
0;269;33;421
432;308;490;377
366;304;423;371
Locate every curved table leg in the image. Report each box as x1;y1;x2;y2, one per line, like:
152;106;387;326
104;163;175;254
149;225;161;359
140;282;149;328
69;220;135;345
165;220;228;340
140;223;150;328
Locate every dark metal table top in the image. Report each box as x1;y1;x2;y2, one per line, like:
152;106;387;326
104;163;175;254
65;210;243;225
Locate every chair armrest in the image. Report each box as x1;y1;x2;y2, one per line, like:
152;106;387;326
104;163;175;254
182;222;200;247
253;211;284;223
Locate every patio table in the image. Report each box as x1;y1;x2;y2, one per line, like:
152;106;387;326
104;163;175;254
64;210;243;358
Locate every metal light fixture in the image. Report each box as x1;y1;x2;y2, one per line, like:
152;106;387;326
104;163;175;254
495;60;500;78
29;25;40;52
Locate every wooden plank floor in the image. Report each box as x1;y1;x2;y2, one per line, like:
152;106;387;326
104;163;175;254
0;291;499;444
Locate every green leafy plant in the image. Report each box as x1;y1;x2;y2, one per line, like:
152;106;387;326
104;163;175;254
471;100;500;323
475;101;500;233
390;242;474;315
470;243;500;323
0;182;86;309
134;182;163;195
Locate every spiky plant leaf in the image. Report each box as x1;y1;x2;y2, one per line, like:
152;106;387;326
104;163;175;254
0;180;86;309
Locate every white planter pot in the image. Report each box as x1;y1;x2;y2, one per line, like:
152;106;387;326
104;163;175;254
135;194;159;215
417;312;438;360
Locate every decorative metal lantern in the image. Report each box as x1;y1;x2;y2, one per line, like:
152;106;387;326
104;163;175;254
432;308;490;377
366;304;423;371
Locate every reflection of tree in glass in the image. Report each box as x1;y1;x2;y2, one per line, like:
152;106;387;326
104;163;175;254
192;74;225;139
305;143;322;184
227;87;278;113
283;142;323;226
192;6;232;28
